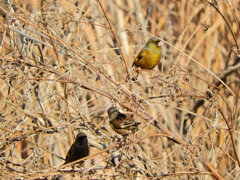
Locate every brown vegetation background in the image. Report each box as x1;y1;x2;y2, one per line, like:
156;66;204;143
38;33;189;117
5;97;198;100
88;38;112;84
0;0;239;179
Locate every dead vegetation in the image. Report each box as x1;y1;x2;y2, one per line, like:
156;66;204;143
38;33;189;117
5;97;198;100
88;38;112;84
0;0;239;179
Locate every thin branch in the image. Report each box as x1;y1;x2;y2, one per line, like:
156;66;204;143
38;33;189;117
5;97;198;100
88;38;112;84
207;1;239;49
96;0;132;91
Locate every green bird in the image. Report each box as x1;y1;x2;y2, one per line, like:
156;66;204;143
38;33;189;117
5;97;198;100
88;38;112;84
132;37;162;70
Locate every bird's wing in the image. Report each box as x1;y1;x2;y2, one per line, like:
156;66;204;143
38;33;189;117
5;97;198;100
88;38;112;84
111;114;135;129
132;47;147;67
132;54;143;66
65;144;75;163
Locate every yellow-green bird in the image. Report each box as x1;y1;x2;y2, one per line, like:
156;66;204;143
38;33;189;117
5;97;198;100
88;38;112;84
108;107;140;136
132;37;162;70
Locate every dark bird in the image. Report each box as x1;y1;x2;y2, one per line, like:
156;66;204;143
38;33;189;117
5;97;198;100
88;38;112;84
108;107;140;136
64;132;90;164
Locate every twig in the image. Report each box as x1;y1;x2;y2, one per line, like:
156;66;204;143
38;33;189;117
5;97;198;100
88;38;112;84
96;0;132;91
207;1;239;49
204;161;224;180
218;108;240;167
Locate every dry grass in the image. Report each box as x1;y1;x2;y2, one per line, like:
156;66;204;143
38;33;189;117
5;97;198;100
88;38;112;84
0;0;240;179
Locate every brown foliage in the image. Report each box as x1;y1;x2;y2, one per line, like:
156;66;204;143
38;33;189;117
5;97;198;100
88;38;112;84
0;0;239;179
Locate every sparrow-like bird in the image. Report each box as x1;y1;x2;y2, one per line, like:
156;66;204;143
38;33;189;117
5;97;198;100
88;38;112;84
108;107;140;136
64;132;90;164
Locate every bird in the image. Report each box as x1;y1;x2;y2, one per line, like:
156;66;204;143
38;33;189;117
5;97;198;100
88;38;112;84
64;132;90;164
107;107;140;136
132;37;163;70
